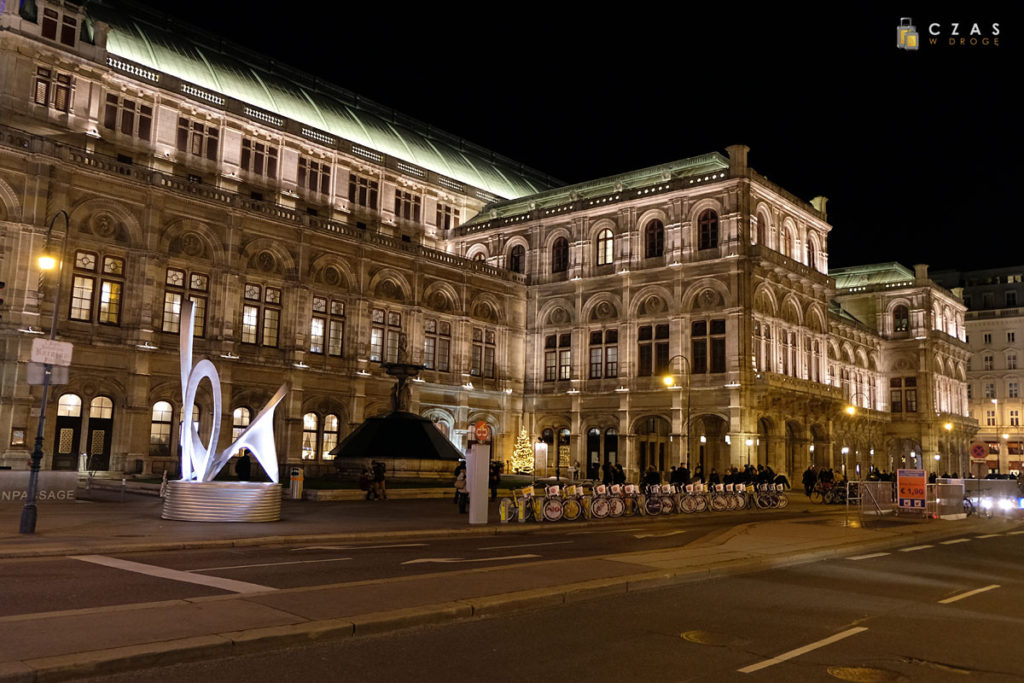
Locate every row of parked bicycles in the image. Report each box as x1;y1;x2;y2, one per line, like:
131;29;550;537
808;480;850;505
498;481;789;523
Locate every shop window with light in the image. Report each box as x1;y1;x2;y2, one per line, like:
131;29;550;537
508;245;525;274
544;334;571;381
298;156;331;195
69;251;124;325
177;117;219;161
551;237;569;273
162;268;208;337
644;220;664;258
423;319;451;371
241;138;279;179
348;173;379;209
692;319;726;374
471;327;496;378
33;66;73;112
150;401;173;458
436;203;460;231
394;189;422;222
589;329;618;379
103;94;152;141
638;324;669;376
370;309;402;363
697;210;718;250
240;284;281;347
596;229;614;266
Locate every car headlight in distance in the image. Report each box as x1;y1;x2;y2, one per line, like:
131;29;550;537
981;497;994;509
999;498;1013;510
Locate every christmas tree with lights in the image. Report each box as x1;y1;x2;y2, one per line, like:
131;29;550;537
511;427;534;474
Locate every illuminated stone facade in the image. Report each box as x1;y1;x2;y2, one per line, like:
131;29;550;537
0;1;975;480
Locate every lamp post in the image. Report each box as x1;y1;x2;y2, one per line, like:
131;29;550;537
20;210;70;535
943;421;954;475
661;354;691;469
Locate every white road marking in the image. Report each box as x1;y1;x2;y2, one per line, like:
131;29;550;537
478;541;572;550
900;545;933;552
72;555;274;593
848;552;890;561
634;530;689;539
940;538;971;545
1007;530;1024;536
566;527;645;535
401;554;540;565
189;558;352;572
975;534;1002;539
738;627;869;674
291;543;427;551
939;584;1000;604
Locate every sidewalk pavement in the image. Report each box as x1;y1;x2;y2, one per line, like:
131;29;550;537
1;490;1018;682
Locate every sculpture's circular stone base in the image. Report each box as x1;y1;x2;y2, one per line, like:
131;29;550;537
161;481;281;522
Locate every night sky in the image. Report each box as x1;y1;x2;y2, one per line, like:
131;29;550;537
141;3;1015;271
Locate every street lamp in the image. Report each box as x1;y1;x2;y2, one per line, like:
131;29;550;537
745;438;754;466
20;210;70;535
661;354;691;468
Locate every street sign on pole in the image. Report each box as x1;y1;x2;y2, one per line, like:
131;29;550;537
30;338;73;367
26;363;68;385
897;468;926;509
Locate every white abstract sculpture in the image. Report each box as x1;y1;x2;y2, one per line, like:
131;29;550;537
177;300;287;483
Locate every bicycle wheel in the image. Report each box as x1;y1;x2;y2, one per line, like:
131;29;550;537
499;497;515;523
711;494;728;512
681;495;697;514
810;490;823;504
660;496;675;515
824;490;836;505
542;497;564;522
608;497;625;517
755;493;771;510
592;497;610;519
644;495;661;516
695;495;708;513
777;493;789;509
563;497;582;521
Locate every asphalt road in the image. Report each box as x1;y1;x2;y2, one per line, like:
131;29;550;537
1;510;831;617
78;531;1024;683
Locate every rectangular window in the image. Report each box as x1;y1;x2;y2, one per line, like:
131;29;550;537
34;67;51;106
983;333;992;344
984;383;995;399
985;410;995;427
370;308;401;362
544;334;570;382
34;67;72;112
984;355;994;370
241;138;279;179
890;389;902;413
904;388;918;413
471;327;495;377
298;156;331;194
104;95;153;141
309;317;325;354
436;203;460;231
691;321;707;374
98;280;122;324
1008;354;1017;370
177;117;219;161
42;8;58;39
1008;292;1018;307
53;73;71;112
1010;410;1020;427
70;276;94;321
1009;332;1016;343
394;190;422;222
60;13;77;46
262;307;280;348
638;325;669;376
423;319;450;371
328;300;344;357
240;284;279;346
348;174;379;209
162;268;207;337
590;346;603;379
70;252;123;324
241;305;259;344
1009;382;1019;399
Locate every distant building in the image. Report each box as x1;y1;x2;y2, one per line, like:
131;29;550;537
932;267;1024;475
0;0;975;480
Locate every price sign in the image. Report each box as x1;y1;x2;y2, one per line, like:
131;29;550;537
897;468;926;509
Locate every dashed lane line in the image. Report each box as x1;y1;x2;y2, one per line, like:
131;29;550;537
738;627;869;673
566;527;645;535
634;530;689;539
939;584;1000;604
900;545;933;552
975;534;1003;539
848;552;890;561
1007;530;1024;536
292;543;428;551
940;538;971;545
72;555;275;593
478;541;573;550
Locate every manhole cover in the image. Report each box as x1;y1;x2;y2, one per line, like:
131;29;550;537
680;630;741;647
828;666;907;682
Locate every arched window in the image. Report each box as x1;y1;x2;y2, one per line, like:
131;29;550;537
782;229;793;259
806;238;816;270
893;305;910;335
508;245;525;274
596;229;614;266
302;412;318;460
232;407;251;441
58;393;82;417
322;414;340;460
551;237;569;273
644;220;664;258
150;401;173;457
90;396;113;419
697;210;718;250
756;215;767;245
472;252;485;262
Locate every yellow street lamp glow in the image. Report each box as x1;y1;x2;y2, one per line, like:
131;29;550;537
845;404;856;416
944;422;953;432
662;375;675;387
38;254;57;270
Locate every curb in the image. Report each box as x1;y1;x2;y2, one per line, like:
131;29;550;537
1;517;1013;682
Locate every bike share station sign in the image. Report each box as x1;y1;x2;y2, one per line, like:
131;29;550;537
897;468;927;510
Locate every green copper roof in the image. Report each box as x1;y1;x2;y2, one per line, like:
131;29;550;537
462;153;730;228
830;263;915;290
85;1;559;200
